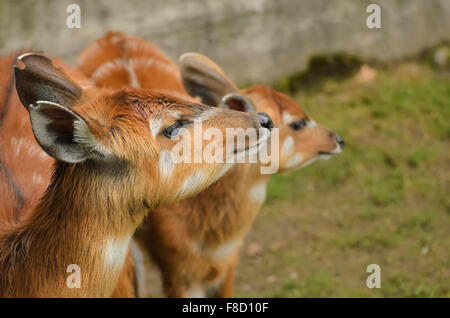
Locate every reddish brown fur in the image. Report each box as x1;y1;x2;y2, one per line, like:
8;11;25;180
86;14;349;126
0;53;89;229
77;33;342;298
77;31;188;98
0;51;261;297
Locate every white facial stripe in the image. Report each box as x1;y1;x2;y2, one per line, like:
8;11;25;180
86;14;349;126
250;181;267;204
177;171;206;198
150;118;163;139
169;111;181;119
159;150;175;180
103;237;131;271
193;109;218;122
307;120;317;128
286;153;303;168
282;111;295;124
281;135;294;157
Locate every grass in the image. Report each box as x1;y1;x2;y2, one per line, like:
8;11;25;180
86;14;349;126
234;62;450;297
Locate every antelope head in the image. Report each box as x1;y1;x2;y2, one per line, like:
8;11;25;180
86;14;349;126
14;53;272;210
179;53;343;173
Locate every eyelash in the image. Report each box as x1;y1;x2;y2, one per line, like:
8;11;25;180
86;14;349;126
290;119;307;131
162;120;190;138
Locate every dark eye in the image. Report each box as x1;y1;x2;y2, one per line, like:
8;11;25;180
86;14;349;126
290;119;307;131
162;120;189;139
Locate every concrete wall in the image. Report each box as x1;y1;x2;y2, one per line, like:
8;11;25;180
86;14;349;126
1;0;449;84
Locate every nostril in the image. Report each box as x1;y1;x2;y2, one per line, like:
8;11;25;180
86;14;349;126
336;134;344;147
257;112;273;130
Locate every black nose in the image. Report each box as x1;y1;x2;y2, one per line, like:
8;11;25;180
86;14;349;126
257;112;273;130
336;134;344;147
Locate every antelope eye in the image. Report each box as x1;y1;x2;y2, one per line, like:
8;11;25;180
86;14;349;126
162;120;189;139
290;119;307;131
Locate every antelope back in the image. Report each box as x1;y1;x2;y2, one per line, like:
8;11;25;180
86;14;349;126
76;31;188;99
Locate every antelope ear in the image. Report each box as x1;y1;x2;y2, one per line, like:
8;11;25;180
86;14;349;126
28;101;110;163
179;52;238;106
219;93;256;113
14;53;82;109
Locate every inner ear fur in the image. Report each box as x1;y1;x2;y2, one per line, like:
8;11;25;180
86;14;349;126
28;101;107;163
220;93;256;113
179;52;238;106
14;53;82;109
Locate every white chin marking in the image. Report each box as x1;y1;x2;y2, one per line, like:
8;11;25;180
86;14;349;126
177;171;206;198
212;163;234;183
285;153;303;168
301;156;320;168
159;150;174;180
103;237;131;271
186;284;206;298
250;181;267;204
281;135;294;157
150;118;163;139
332;144;342;154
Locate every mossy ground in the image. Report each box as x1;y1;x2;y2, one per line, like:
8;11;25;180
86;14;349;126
234;62;450;297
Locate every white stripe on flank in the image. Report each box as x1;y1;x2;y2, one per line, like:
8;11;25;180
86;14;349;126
127;60;141;88
307;120;317;128
91;58;127;81
32;172;43;185
15;138;24;156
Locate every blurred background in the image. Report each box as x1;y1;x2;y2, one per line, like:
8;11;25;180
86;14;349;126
1;0;449;297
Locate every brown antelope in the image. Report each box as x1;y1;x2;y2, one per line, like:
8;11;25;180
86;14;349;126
0;51;270;297
76;31;343;298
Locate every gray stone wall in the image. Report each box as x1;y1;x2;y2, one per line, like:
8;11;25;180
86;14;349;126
1;0;449;84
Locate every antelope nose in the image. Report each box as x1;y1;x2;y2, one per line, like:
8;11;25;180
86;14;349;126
257;112;273;130
336;134;344;147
